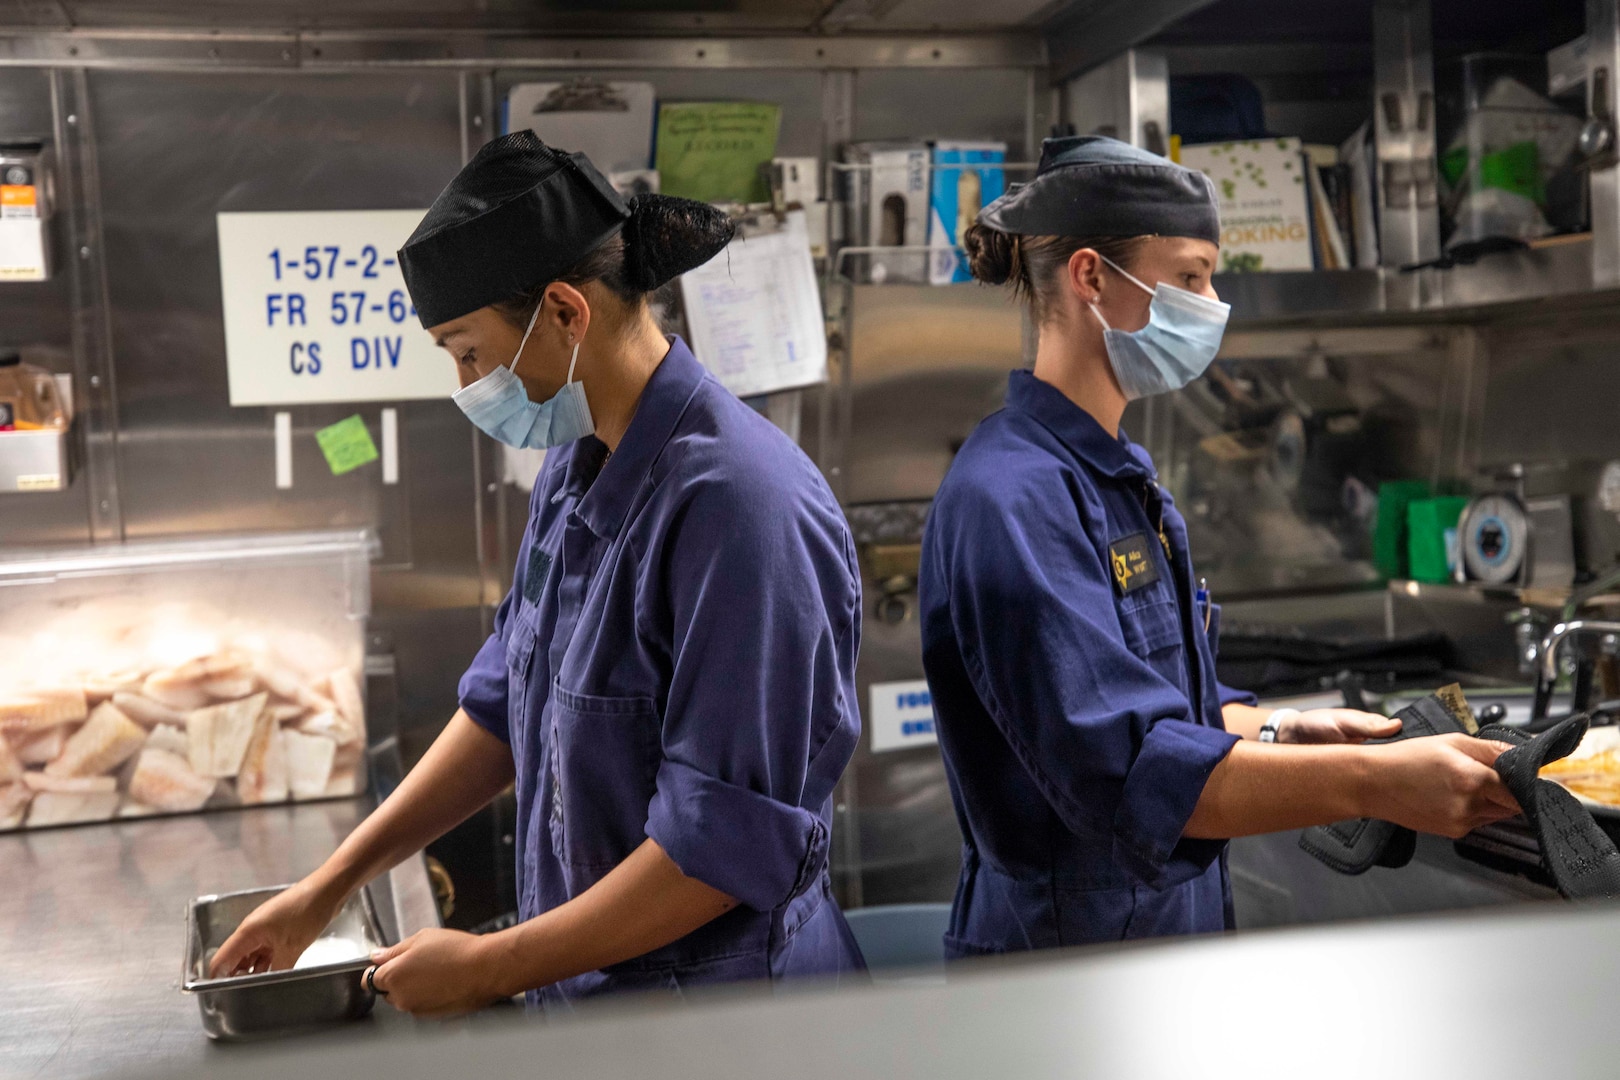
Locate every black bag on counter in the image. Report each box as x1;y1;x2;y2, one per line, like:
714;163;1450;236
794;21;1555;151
1215;627;1450;698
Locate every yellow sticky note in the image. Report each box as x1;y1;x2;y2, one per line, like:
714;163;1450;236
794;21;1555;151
315;414;379;476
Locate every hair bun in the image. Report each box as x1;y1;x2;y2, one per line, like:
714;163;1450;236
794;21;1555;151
963;223;1015;285
621;194;736;291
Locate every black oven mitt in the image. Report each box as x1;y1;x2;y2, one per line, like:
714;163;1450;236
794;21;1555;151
1297;690;1475;875
1476;714;1620;901
1297;684;1620;901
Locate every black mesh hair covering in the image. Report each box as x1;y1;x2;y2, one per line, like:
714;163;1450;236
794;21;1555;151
399;130;630;328
620;193;735;292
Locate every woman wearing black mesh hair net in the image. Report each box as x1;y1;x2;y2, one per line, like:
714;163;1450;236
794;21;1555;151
211;133;867;1012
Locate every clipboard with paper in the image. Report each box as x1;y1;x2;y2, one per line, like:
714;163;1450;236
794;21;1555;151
679;210;828;399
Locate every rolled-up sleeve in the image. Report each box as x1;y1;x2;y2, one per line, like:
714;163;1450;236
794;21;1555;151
943;484;1237;889
643;475;858;913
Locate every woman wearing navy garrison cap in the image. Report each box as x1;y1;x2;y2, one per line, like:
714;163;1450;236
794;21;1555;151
210;132;865;1011
919;136;1520;957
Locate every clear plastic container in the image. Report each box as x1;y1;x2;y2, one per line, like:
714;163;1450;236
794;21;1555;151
1436;54;1586;248
0;350;67;432
0;530;375;832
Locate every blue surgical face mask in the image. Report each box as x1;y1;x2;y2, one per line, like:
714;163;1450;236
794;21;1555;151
451;301;595;449
1089;255;1231;401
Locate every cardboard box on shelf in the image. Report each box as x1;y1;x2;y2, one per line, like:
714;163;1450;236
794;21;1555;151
927;141;1006;284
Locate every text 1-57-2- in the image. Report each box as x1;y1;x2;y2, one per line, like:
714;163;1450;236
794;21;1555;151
269;244;397;281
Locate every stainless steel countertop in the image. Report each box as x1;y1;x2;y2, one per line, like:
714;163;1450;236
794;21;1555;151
115;901;1620;1080
0;798;437;1080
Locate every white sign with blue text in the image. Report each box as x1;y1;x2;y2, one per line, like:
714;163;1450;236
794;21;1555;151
868;678;939;754
217;210;458;406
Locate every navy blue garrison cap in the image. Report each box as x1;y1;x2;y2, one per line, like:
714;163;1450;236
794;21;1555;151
978;135;1220;243
399;130;631;329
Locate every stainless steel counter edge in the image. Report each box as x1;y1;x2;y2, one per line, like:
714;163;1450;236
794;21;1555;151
113;900;1620;1080
0;794;439;1080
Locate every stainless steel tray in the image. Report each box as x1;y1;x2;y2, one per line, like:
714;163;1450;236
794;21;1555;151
181;884;386;1041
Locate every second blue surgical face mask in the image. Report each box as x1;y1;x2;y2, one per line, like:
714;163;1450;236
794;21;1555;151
1089;254;1231;401
451;300;596;449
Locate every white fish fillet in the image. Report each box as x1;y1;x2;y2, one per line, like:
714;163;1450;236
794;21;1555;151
296;687;336;714
266;703;305;724
117;800;159;819
177;653;248;681
200;673;258;701
83;671;144;704
0;688;88;734
323;765;362;798
45;702;146;778
13;726;66;766
113;692;187;728
251;660;305;701
283;730;336;800
26;789;120;826
141;670;210;711
298;710;359;747
237;711;288;804
0;783;31;829
326;668;364;730
250;659;333;713
0;733;21;784
23;771;117;793
128;748;216;812
145;723;189;757
187;692;267;778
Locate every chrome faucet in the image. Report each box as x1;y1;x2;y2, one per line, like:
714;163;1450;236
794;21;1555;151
1531;619;1620;723
1538;620;1620;684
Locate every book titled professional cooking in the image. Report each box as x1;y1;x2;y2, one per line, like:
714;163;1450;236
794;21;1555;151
1178;137;1314;272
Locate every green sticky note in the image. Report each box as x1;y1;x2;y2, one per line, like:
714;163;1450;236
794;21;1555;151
315;414;379;476
654;102;781;203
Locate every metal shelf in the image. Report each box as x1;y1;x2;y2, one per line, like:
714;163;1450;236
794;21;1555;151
1384;578;1620;612
824;236;1611;329
1220;234;1606;326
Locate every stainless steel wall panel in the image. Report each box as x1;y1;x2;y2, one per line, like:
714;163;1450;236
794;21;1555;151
840;284;1023;506
1480;311;1620;470
852;67;1037;159
829;283;1024;906
0;66;88;547
86;71;465;543
76;70;484;731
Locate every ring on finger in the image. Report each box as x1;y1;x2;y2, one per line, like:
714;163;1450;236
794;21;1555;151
364;964;388;997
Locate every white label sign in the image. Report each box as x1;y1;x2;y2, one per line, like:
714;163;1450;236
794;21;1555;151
869;678;938;754
217;210;458;406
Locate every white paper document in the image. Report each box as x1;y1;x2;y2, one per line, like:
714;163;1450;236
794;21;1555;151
680;211;827;399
